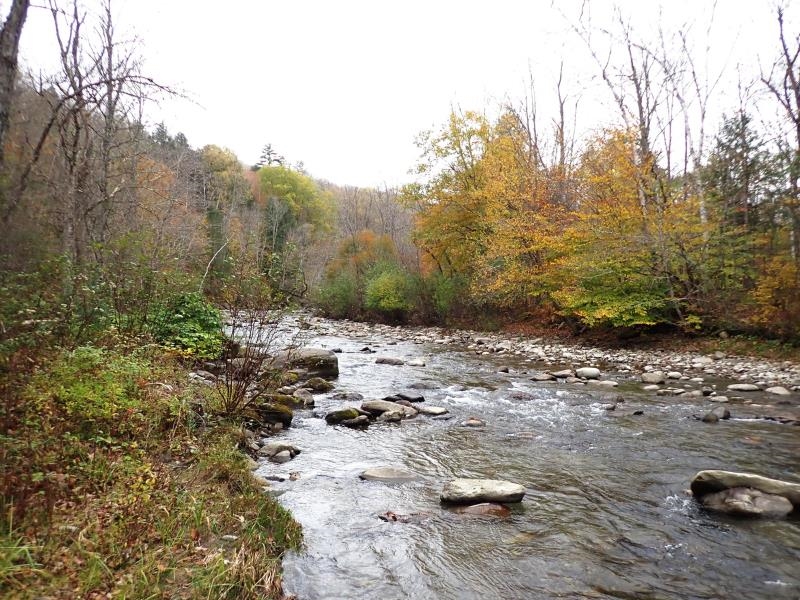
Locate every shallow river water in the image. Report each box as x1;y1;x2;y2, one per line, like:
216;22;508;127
252;318;800;600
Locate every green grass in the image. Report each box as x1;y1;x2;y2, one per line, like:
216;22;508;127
0;345;301;599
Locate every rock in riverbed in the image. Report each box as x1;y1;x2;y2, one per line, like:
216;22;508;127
727;383;760;392
690;470;800;515
576;367;601;379
361;400;417;418
258;441;301;459
376;356;404;366
451;502;511;517
359;467;418;482
441;478;526;504
270;347;339;379
641;371;666;384
325;407;363;425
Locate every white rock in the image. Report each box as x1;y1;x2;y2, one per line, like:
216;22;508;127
641;371;666;384
667;371;683;379
765;386;791;396
417;405;449;416
576;367;601;380
727;383;760;392
441;478;526;504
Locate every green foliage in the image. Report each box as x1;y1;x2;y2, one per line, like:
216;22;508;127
2;344;301;599
41;346;151;438
552;260;670;328
149;292;224;359
364;266;413;319
429;272;467;320
314;270;360;319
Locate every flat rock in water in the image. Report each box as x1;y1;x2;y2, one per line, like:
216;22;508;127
531;372;557;382
407;358;426;367
550;369;574;378
589;380;618;388
727;383;760;392
441;479;526;504
359;467;418;483
691;470;800;509
765;386;791;396
417;405;449;416
451;502;511;517
700;487;794;517
331;392;364;401
376;356;404;366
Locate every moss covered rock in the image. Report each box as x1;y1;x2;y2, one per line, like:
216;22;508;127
253;402;293;428
325;407;360;425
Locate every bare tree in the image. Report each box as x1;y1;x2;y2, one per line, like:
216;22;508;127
761;6;800;261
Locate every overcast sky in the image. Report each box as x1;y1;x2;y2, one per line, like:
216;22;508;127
7;0;797;187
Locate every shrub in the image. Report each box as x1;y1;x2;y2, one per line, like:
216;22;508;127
149;292;224;359
364;267;413;320
314;271;360;318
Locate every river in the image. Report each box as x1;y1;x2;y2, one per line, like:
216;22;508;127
250;316;800;600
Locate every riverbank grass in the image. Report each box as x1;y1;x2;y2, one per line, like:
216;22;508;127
1;344;301;599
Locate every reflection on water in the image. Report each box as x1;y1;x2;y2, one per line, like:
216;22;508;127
252;318;800;600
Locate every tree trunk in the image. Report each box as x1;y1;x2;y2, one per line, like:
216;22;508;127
0;0;30;169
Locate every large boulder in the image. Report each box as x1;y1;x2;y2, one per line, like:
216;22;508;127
440;478;526;504
690;470;800;513
270;347;339;379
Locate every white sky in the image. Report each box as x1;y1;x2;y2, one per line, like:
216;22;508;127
6;0;797;187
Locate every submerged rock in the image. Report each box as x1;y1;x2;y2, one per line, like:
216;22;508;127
451;502;511;517
441;478;526;504
341;415;370;428
459;417;486;428
359;467;418;482
699;487;794;517
376;356;404;366
690;470;800;512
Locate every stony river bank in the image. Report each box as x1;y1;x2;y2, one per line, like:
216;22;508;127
211;314;800;599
